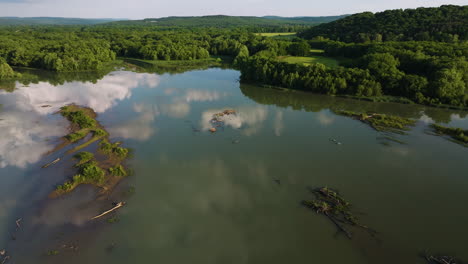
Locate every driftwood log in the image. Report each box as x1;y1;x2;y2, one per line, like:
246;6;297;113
41;158;61;168
91;202;125;220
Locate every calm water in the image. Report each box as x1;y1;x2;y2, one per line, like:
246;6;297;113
0;68;467;264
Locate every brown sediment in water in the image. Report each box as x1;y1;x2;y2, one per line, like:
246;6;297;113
208;109;236;132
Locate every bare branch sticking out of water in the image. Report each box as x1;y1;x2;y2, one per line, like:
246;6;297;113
422;251;465;264
302;187;377;239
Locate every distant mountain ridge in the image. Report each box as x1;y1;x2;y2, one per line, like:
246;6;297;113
0;17;126;25
108;15;346;27
262;15;349;23
0;15;346;27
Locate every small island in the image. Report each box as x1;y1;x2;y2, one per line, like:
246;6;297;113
335;110;416;134
45;104;130;198
430;124;468;147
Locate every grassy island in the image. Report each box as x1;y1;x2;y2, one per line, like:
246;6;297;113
48;104;130;197
336;110;416;134
430;124;468;147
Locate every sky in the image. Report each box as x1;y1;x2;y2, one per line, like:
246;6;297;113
0;0;466;19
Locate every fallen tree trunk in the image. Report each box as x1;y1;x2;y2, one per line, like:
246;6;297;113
91;202;125;220
42;158;61;168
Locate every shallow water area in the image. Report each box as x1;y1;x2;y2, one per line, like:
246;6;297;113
0;68;467;264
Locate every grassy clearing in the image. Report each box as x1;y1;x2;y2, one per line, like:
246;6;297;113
277;55;341;68
256;32;297;38
310;49;325;54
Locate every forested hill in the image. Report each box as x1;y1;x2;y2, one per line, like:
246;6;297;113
298;5;468;42
262;15;348;23
109;15;344;28
0;17;124;25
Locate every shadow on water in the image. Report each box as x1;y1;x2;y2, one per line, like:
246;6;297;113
239;84;468;124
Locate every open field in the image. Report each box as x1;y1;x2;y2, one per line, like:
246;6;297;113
277;55;341;68
256;32;297;38
310;49;325;54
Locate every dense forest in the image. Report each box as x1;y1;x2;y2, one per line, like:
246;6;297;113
238;5;468;107
262;15;348;24
238;40;468;106
0;15;344;27
0;5;466;108
108;15;341;29
0;26;286;72
299;5;468;42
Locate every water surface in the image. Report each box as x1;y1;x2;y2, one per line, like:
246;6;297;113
0;68;467;264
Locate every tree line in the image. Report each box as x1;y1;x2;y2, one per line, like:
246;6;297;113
238;39;467;106
0;27;290;73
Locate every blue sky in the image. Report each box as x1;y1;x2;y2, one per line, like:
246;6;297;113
0;0;465;19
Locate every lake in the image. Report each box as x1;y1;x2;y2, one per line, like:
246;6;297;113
0;68;467;264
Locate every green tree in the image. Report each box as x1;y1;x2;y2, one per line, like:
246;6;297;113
434;68;466;105
288;41;310;56
0;58;19;79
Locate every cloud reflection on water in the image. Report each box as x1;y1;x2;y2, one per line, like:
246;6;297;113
107;88;228;140
273;110;284;136
159;89;228;119
0;71;159;168
200;106;268;136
